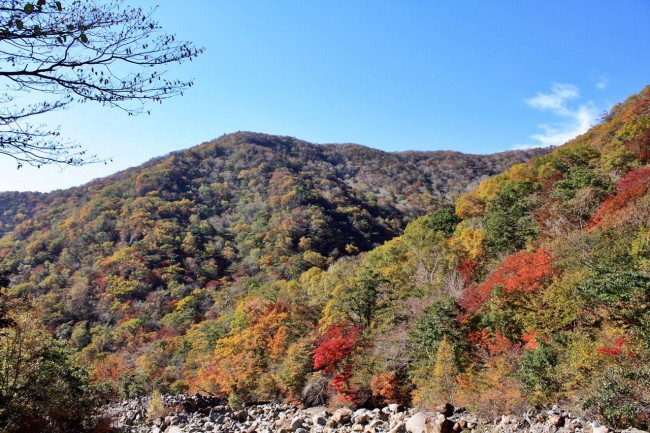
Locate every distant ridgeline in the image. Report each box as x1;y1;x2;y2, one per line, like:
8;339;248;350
2;86;650;428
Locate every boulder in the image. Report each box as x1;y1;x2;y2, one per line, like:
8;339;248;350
548;414;565;427
432;414;454;433
290;417;304;430
390;421;406;433
435;404;454;417
233;410;248;422
332;408;353;424
326;418;339;428
354;412;371;425
303;406;328;416
406;412;435;433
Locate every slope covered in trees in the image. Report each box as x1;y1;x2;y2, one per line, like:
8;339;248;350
4;84;650;429
0;133;545;414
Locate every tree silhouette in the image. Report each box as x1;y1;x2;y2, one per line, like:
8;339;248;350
0;0;203;168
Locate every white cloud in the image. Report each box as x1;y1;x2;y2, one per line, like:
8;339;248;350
595;75;609;90
520;83;598;148
589;70;610;90
525;83;579;115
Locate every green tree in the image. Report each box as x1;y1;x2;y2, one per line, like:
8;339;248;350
0;313;99;433
0;271;12;329
342;268;383;328
517;343;559;402
423;206;461;236
483;180;539;253
409;297;467;369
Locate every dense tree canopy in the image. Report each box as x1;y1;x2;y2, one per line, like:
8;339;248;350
3;86;650;428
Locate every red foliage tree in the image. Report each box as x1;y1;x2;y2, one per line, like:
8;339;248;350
468;329;521;358
313;324;361;372
313;323;362;402
459;248;555;313
589;166;650;229
457;259;479;285
597;337;627;357
521;330;539;350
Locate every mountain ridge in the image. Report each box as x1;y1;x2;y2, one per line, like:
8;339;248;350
0;132;548;237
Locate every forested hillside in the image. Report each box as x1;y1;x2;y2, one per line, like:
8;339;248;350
3;84;650;430
0;132;545;422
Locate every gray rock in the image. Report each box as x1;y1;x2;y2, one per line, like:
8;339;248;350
332;408;353;425
304;406;328;416
406;413;453;433
290;417;304;430
165;427;184;433
432;414;454;433
548;414;565;427
326;418;339;428
390;421;406;433
354;412;371;425
406;413;435;433
169;415;188;426
435;404;454;418
234;410;248;422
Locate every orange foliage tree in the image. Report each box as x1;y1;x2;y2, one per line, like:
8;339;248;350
198;300;293;402
460;248;555;314
456;330;524;419
589;166;650;229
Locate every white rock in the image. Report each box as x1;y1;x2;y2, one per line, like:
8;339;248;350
405;412;434;433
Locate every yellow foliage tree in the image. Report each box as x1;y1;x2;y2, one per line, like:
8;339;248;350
412;338;459;409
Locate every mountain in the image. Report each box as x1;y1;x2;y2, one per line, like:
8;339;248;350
0;132;545;379
0;134;548;288
0;134;545;237
4;81;650;429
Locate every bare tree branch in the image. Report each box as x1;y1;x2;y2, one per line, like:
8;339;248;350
0;0;203;168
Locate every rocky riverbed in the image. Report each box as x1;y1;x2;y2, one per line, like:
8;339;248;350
104;395;646;433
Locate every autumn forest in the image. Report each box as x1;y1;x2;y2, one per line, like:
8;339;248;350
2;83;650;429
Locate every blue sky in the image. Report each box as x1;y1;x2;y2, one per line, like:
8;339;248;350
1;0;649;192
